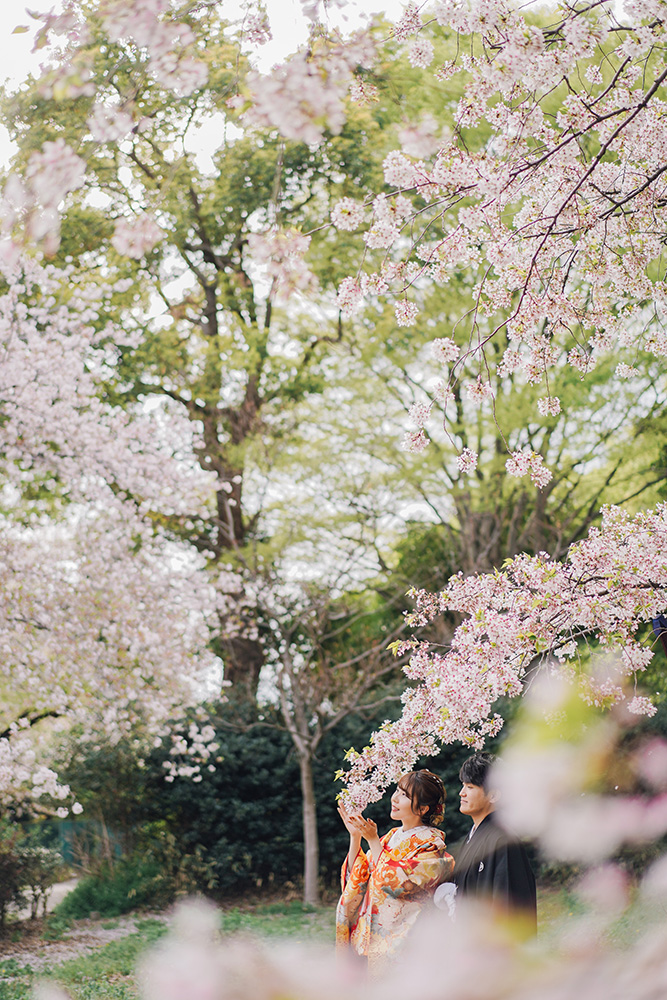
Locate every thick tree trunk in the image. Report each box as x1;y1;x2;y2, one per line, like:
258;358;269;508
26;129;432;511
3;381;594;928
298;751;320;907
219;634;264;704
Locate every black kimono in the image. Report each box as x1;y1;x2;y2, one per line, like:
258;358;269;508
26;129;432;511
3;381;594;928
453;812;537;934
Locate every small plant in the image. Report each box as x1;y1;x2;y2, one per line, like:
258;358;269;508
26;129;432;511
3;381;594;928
43;911;73;940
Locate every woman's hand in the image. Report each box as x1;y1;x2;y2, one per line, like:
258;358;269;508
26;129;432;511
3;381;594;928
339;804;364;874
346;814;378;842
338;804;362;838
338;806;378;841
339;806;383;866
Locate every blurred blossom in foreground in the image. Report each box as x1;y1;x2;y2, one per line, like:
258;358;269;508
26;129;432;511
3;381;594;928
123;890;667;1000
492;668;667;863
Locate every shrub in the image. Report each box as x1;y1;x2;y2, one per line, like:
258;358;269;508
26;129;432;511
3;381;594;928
0;823;26;931
54;857;164;919
17;844;63;919
0;822;64;930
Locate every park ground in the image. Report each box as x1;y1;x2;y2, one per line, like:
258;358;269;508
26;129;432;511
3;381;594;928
1;884;665;1000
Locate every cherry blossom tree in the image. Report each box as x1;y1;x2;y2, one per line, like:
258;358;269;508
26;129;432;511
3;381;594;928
231;573;406;905
0;0;409;704
0;249;220;810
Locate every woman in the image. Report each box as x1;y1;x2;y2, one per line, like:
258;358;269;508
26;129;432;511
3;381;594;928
336;769;454;971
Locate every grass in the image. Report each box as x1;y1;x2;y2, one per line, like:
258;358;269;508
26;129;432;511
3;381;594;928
0;903;336;1000
218;899;335;940
537;883;667;949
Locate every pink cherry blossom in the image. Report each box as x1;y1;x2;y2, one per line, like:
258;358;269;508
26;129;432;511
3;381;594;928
616;363;640;379
244;11;272;46
395;300;419;326
465;376;494;407
331;198;366;231
336;276;363;317
537;396;561;417
408;401;432;427
342;502;667;807
394;3;422;41
247;228;315;298
383;151;417;188
408;37;435;68
457;447;478;474
25;139;86;209
505;449;531;478
401;428;428;453
88;103;134;143
246;33;374;145
431;337;459;364
111;216;163;258
627;696;658;717
349;76;379;105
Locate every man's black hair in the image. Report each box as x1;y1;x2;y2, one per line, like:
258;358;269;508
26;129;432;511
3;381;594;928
459;751;496;789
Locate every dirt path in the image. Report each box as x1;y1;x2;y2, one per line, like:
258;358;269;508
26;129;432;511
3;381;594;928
1;882;168;973
0;913;164;972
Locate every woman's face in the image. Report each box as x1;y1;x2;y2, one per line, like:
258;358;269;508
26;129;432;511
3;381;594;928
390;781;424;827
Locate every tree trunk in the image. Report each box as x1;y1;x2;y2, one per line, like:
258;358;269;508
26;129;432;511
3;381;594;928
219;634;264;704
298;751;320;907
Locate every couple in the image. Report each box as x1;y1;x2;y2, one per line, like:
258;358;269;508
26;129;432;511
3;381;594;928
336;752;536;971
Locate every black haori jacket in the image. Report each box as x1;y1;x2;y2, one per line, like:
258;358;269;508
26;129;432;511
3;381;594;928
453;812;537;936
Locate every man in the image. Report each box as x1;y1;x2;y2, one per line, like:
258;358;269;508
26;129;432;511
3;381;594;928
451;751;537;935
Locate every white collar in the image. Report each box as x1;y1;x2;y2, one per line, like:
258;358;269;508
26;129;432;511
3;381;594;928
390;824;430;843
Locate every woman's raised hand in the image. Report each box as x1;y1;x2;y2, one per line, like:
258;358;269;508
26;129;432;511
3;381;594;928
338;804;361;837
351;814;378;841
338;805;378;843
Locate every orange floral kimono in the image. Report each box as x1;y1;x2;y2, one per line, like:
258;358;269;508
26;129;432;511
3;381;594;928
336;825;454;969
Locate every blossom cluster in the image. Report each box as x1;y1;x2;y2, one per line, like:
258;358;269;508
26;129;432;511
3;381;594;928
0;0;209;253
247;228;316;298
246;32;375;145
111;215;163;258
341;503;667;807
102;0;209;95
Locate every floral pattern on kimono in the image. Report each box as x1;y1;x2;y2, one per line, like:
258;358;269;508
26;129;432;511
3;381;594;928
336;826;454;969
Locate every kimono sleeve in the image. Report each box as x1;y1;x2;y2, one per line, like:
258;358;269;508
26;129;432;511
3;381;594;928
336;848;370;945
381;840;454;900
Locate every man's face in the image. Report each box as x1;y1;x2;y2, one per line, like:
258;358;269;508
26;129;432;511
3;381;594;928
459;781;494;822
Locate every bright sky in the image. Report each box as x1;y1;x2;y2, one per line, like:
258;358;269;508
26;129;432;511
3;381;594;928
0;0;407;167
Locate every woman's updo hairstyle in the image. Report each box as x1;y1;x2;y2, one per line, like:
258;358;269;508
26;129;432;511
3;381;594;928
398;769;446;827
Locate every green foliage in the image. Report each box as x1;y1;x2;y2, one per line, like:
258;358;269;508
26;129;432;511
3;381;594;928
141;707;316;894
138;821;219;898
15;845;62;920
0;824;25;932
54;859;165;920
55;734;151;859
42;912;75;941
0;822;63;932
